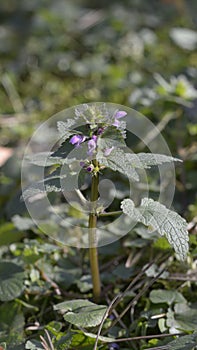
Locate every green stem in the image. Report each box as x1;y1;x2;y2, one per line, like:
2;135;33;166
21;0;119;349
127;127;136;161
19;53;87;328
99;210;122;217
88;160;101;303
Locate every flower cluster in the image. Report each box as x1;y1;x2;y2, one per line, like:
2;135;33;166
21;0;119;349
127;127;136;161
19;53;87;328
69;108;127;173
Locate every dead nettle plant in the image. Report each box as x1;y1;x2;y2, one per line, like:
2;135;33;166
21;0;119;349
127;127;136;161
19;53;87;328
23;103;189;303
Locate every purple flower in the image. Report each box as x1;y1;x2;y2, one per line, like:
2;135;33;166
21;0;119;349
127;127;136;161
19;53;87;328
112;119;121;127
87;135;97;156
80;161;85;167
69;134;86;147
98;127;104;135
87;164;94;172
112;110;127;127
115;110;127;118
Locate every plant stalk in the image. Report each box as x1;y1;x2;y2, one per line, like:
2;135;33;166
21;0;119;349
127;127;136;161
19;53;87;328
88;160;101;303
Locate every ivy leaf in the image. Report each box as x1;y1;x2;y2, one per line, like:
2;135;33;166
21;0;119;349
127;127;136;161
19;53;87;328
167;332;197;350
121;198;189;260
54;299;107;327
97;147;139;181
0;261;25;301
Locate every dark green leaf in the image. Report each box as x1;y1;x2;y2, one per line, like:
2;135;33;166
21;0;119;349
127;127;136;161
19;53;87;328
0;262;25;301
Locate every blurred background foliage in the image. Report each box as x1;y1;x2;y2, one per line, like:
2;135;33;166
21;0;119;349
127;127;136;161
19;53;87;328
0;1;197;348
0;0;197;217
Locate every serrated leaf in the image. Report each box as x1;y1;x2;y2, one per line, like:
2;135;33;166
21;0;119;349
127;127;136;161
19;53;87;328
150;289;186;305
167;332;197;350
97;147;139;181
26;152;75;167
57;119;76;142
125;153;182;169
120;198;144;221
121;198;189;260
54;299;107;327
98;126;126;147
22;182;61;201
0;262;25;301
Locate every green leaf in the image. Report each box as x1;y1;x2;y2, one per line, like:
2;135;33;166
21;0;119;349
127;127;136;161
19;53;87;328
121;198;189;260
26;152;75;167
125;152;182;169
174;304;197;331
149;289;186;305
97;147;139;181
99;126;126;146
0;222;24;246
0;302;25;346
25;340;44;350
97;147;181;181
0;261;25;301
57;119;76;142
58;330;95;350
54;299;107;327
167;332;197;350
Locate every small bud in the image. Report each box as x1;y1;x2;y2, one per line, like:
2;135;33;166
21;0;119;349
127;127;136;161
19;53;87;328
86;164;94;172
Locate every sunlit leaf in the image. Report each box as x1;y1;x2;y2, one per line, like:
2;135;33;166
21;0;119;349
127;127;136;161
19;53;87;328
54;299;107;327
121;198;189;260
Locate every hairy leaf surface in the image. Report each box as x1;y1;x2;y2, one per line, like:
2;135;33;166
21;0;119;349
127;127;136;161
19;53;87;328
121;198;189;260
